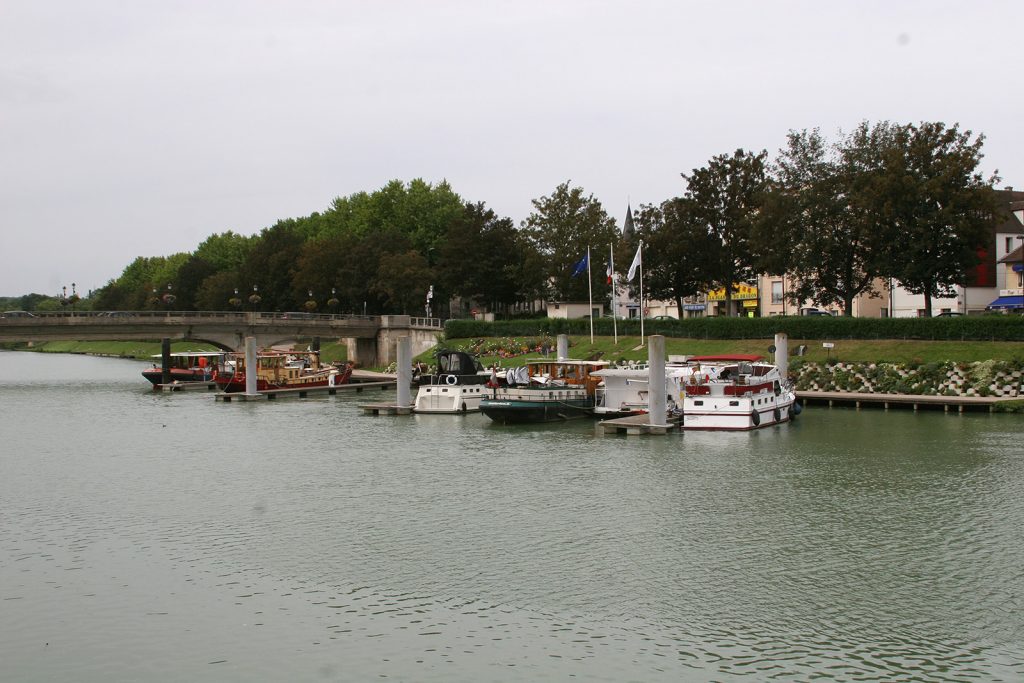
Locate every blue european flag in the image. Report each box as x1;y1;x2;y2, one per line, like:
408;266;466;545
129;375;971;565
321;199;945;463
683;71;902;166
571;253;588;277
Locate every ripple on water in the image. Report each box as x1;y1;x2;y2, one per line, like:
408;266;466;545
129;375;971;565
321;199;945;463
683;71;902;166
3;357;1024;681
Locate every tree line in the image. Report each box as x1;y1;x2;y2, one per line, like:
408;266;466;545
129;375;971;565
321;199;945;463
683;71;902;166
26;120;998;319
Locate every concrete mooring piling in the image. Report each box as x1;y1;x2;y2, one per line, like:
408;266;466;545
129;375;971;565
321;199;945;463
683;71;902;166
646;335;667;426
161;338;171;385
244;336;258;395
396;337;412;407
557;334;569;361
774;332;789;379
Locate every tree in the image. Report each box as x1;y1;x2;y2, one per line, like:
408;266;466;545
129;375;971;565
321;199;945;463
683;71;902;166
522;182;618;302
633;199;721;313
237;223;305;311
194;231;255;272
682;149;769;314
373;250;434;315
761;124;902;315
875;122;999;316
435;202;544;316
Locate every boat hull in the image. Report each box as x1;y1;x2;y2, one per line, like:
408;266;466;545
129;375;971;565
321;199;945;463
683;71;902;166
479;396;595;423
681;393;797;431
413;383;490;413
142;368;214;386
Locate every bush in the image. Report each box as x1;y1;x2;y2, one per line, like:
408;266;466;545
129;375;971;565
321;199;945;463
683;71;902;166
444;315;1024;342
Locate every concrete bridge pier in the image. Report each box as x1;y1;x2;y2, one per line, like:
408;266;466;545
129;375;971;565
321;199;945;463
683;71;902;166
347;337;378;367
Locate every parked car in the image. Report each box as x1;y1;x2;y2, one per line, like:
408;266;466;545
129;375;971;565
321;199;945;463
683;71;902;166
2;310;36;318
935;311;964;317
799;307;833;316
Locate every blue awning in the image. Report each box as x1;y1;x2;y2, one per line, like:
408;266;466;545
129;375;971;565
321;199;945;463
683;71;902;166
987;296;1024;310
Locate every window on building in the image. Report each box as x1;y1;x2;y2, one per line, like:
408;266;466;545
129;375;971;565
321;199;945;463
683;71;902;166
1007;236;1014;254
771;281;783;305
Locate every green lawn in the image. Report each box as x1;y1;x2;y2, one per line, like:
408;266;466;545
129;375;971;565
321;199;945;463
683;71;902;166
11;335;1022;370
427;335;1024;367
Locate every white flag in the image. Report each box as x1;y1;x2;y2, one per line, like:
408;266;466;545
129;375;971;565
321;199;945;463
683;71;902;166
627;243;642;282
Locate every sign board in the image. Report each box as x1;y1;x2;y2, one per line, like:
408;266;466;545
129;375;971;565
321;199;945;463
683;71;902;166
822;342;835;349
706;283;758;302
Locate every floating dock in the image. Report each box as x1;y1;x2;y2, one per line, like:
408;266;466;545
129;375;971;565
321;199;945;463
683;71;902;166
796;390;1010;412
215;380;395;402
157;381;219;392
359;403;414;415
598;413;680;435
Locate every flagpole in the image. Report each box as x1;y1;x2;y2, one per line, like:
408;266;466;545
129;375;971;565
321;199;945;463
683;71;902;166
639;241;645;346
587;245;594;344
610;243;617;345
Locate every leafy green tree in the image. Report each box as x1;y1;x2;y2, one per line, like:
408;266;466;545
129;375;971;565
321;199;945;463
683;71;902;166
194;231;256;271
325;179;464;257
633;199;720;313
522;182;618;302
762;123;902;315
373;249;434;315
682;149;770;313
435;202;543;316
875;122;999;316
173;256;218;310
195;270;242;311
237;222;306;310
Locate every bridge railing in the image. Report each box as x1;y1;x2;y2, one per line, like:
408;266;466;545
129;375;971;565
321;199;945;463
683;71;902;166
7;311;383;323
2;311;443;327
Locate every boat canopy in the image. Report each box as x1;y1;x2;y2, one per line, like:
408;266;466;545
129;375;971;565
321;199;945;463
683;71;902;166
436;350;483;374
687;354;764;363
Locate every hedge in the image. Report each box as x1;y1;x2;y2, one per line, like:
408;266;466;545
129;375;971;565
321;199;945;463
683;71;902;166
444;315;1024;342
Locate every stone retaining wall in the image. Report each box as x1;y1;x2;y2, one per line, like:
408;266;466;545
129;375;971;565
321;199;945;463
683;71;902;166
792;360;1024;398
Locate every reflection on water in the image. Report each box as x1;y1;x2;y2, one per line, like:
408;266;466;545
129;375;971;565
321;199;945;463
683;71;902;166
2;350;1023;681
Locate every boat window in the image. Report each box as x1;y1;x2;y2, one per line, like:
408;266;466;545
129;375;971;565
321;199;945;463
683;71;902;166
694;400;703;406
729;400;739;406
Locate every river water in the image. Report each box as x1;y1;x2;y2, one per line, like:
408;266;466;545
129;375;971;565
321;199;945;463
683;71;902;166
2;350;1023;682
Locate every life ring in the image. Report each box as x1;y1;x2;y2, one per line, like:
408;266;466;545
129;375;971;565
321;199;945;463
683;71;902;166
751;410;761;426
445;374;458;386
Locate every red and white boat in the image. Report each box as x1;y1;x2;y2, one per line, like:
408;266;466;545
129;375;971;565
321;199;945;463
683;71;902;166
675;355;800;430
214;351;353;393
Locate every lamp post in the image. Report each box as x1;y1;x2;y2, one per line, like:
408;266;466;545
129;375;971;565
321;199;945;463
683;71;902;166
248;285;261;312
304;289;317;312
327;287;340;315
162;283;176;312
229;287;242;310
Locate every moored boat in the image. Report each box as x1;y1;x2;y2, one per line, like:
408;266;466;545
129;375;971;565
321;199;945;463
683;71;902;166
479;358;609;424
676;355;799;430
413;349;492;414
214;351;353;393
142;351;228;386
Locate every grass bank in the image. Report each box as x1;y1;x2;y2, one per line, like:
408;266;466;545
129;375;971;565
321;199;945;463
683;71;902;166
5;340;349;363
425;335;1024;367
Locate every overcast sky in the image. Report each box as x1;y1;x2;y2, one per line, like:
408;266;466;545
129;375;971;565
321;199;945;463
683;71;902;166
1;1;1021;297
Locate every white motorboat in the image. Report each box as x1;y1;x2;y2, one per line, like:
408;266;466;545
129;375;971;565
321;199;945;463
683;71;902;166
413;349;492;414
675;355;800;430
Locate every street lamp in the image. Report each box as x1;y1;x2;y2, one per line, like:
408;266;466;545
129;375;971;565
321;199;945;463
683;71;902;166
248;285;261;310
229;287;242;309
304;289;317;312
327;287;340;314
162;283;176;311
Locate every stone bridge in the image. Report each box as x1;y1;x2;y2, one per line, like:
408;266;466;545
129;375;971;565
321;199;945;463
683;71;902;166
0;311;443;366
